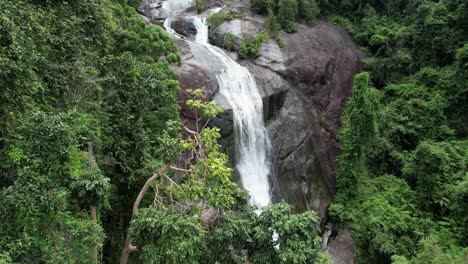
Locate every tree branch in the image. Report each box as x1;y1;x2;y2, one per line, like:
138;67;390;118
120;163;171;264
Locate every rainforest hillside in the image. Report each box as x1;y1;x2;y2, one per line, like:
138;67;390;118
0;0;466;264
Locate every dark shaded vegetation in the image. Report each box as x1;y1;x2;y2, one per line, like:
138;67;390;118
323;1;467;263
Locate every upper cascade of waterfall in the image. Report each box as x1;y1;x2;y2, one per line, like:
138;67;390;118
163;2;273;209
162;0;193;14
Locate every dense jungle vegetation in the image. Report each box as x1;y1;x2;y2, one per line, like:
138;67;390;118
0;0;466;263
317;0;467;263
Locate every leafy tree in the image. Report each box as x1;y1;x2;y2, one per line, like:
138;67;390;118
403;141;466;215
121;91;330;264
0;0;183;262
298;0;320;22
392;236;468;264
335;72;380;199
0;111;106;263
277;0;299;32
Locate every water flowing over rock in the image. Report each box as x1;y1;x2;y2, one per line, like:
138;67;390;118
159;2;274;209
140;0;363;261
141;0;363;217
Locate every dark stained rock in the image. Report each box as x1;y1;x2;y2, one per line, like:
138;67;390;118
247;20;364;225
275;20;364;203
266;89;333;222
171;16;197;40
210;109;234;137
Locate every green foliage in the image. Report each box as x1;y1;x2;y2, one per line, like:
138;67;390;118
278;0;298;32
392;236;468;264
324;1;467;263
238;32;270;59
0;0;182;262
336;72;380;198
238;39;249;59
267;7;282;37
298;0;320;22
185;89;224;118
0;112;106;263
332;70;467;262
71;166;111;209
328;15;355;34
100;53;180;185
110;2;181;64
347;175;420;259
195;0;204;13
381;83;452;147
132;208;207;263
251;0;320;32
207;11;243;28
0;252;12;264
208;203;329;264
224;32;234;51
319;1;465;87
403;141;466;216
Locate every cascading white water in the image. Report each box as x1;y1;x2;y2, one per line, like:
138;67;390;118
163;3;273;209
162;0;193;13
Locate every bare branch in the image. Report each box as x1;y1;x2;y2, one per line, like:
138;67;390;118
120;163;171;264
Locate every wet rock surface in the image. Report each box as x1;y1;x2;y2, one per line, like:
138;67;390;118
171;16;197;40
269;21;364;219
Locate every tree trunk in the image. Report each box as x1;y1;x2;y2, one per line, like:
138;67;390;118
88;143;98;262
90;205;98;260
120;163;171;264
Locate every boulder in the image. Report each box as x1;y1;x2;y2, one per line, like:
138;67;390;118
210;17;266;51
266;89;333;222
171;16;197;40
326;228;356;264
254;39;287;73
139;0;193;20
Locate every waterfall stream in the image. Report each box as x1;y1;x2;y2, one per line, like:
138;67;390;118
162;1;273;209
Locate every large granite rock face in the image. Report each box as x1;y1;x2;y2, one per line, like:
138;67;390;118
240;21;363;224
140;1;362;261
264;22;364;221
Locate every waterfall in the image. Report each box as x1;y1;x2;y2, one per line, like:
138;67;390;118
163;4;273;209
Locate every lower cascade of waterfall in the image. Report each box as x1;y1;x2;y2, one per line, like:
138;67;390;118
162;1;273;209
